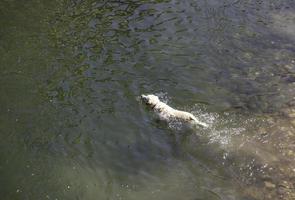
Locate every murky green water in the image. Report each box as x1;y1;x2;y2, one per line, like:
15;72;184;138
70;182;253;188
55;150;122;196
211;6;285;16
1;0;295;199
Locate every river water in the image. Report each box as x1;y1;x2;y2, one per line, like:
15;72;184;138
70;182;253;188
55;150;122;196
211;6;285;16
1;0;295;199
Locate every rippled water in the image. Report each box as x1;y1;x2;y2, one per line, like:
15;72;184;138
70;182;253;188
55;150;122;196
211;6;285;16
1;0;295;199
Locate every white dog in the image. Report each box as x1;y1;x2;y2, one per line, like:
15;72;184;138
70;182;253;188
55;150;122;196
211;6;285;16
141;94;208;128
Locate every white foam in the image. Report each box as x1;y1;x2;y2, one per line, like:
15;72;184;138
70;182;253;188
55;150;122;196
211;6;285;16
190;104;249;149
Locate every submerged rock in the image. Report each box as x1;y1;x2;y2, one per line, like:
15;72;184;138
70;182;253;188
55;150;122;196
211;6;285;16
264;181;276;189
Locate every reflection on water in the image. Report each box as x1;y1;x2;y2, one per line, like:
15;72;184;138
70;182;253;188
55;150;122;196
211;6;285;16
0;0;295;199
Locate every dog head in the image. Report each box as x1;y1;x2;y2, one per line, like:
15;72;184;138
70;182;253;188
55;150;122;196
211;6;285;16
140;94;160;107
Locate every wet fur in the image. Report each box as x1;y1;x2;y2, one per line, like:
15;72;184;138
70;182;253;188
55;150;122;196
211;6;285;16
141;94;208;128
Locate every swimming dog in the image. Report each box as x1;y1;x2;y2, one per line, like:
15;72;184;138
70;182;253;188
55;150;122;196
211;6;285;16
141;94;208;128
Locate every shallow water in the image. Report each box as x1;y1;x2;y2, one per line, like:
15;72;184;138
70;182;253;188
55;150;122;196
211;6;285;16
1;0;295;199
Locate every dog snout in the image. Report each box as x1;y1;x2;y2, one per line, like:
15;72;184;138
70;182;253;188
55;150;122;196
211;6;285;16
140;94;150;104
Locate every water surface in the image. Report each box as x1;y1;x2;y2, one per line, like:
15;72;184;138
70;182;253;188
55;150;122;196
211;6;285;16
1;0;295;199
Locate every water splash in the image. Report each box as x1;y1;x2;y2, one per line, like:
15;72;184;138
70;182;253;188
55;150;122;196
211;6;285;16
154;92;170;104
